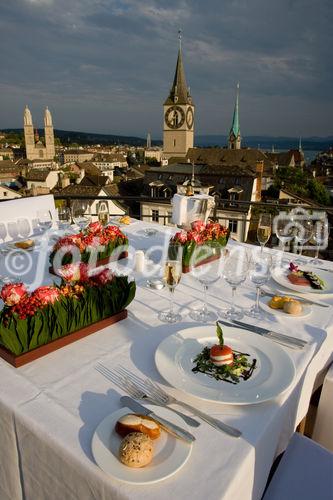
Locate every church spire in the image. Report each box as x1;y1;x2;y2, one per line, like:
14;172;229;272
228;83;241;150
298;136;302;152
164;32;193;106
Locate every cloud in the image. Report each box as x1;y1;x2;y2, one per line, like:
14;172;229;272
0;0;332;137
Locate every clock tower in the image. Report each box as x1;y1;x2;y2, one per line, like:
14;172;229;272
163;36;194;159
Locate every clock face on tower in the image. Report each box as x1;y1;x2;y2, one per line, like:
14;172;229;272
186;107;194;129
165;106;185;129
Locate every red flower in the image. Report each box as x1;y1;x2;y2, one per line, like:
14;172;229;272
32;286;60;305
1;283;27;306
87;221;103;235
58;262;90;283
191;220;206;232
92;268;114;285
174;231;187;244
187;231;203;244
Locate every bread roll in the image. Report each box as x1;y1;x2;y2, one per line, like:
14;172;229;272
14;239;34;249
119;432;153;468
115;414;161;440
283;299;303;315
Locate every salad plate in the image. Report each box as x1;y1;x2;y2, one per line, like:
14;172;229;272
259;295;312;319
155;325;295;405
271;265;333;295
92;405;192;484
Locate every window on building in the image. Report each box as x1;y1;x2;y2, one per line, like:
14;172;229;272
3;191;7;197
229;220;238;234
151;209;159;222
173;139;176;147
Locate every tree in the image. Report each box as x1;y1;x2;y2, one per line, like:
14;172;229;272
307;179;331;205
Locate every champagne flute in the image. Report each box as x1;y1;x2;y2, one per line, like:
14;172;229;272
0;223;7;254
222;251;248;320
294;218;313;264
247;251;272;318
257;214;272;253
189;245;223;322
72;200;92;230
159;246;182;323
310;218;329;265
98;201;109;226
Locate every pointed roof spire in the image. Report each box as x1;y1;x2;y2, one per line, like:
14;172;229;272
298;136;302;152
230;83;240;138
164;31;193;105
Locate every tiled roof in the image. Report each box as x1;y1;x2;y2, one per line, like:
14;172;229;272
26;169;51;181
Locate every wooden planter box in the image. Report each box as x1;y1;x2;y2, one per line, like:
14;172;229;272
182;251;221;273
0;309;127;368
49;251;128;276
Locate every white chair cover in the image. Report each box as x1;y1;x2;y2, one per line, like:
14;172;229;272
312;363;333;452
263;433;333;500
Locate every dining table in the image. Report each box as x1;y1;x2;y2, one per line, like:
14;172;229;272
0;218;332;500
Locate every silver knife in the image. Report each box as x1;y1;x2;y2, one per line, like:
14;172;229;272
120;396;195;443
263;289;329;308
230;319;307;348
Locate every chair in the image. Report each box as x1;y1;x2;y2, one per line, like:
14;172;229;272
263;433;333;500
312;363;333;452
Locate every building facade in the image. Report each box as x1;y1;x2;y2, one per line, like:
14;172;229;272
24;106;55;160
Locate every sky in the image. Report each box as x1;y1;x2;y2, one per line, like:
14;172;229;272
0;0;332;139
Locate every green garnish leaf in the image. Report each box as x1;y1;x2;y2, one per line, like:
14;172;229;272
216;321;224;347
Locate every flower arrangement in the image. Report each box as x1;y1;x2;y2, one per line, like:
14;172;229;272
169;220;230;272
49;221;128;274
0;266;136;357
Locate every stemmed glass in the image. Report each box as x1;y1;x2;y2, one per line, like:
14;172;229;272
275;217;294;256
222;251;248;320
257;214;272;253
189;246;224;322
57;206;72;232
310;218;329;265
159;245;183;323
7;222;19;241
294;218;313;264
37;210;53;234
0;223;9;284
17;218;31;239
72;201;92;230
98;201;109;226
247;251;273;318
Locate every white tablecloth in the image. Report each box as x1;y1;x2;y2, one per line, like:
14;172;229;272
0;220;332;500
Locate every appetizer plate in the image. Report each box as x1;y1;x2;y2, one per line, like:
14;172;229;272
271;266;333;295
155;326;296;405
259;296;312;319
92;405;192;484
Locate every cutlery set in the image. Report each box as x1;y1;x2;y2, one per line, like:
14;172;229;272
96;363;242;440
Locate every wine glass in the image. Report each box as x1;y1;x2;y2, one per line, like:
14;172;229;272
17;218;31;239
72;200;92;230
37;210;53;234
294;218;313;264
189;245;224;322
7;221;19;241
0;223;7;254
275;216;294;255
57;206;72;232
310;218;329;265
98;201;109;226
247;251;273;318
257;214;272;253
222;251;248;320
158;245;182;323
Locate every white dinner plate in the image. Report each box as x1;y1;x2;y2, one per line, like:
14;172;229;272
92;405;192;484
155;326;296;405
259;295;312;319
271;266;333;295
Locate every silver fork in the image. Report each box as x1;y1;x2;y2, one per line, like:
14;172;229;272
95;364;200;427
118;367;242;438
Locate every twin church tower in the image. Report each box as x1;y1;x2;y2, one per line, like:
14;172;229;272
24;105;55;160
163;37;241;158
